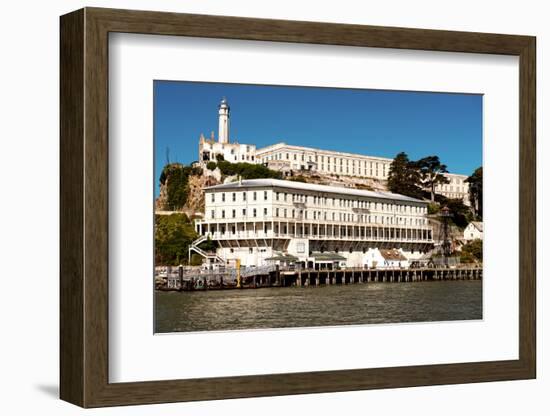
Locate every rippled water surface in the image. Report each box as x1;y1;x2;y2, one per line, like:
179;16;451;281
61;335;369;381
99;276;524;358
155;280;482;333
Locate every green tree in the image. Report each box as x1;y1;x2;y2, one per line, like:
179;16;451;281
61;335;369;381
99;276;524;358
387;152;424;199
460;239;483;264
445;198;473;229
417;156;450;202
154;213;198;266
466;166;483;219
215;154;225;162
206;161;217;170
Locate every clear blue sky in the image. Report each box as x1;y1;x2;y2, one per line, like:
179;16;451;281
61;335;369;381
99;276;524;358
154;80;482;196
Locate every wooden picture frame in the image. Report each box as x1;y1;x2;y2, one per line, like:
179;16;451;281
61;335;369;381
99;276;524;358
60;7;536;408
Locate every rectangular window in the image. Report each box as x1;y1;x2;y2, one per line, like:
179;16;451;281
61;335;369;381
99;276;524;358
264;191;268;201
253;208;257;217
253;191;257;201
222;193;226;202
243;192;247;201
211;193;215;203
276;208;279;217
211;210;215;219
242;209;246;216
232;193;236;202
221;210;225;219
232;209;236;218
264;208;268;216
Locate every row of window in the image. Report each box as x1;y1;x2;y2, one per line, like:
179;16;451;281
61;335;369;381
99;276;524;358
205;224;432;240
437;184;468;192
261;152;389;169
282;162;384;177
211;190;268;203
206;152;255;162
209;208;427;225
210;191;427;214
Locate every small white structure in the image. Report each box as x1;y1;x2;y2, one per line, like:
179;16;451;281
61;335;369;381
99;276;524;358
463;221;483;241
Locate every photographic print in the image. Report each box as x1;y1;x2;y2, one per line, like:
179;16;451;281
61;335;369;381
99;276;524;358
153;81;483;333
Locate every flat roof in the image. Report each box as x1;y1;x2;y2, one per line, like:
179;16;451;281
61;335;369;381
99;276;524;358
204;179;427;204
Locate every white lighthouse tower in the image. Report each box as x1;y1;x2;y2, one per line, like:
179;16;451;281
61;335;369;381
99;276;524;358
218;97;230;144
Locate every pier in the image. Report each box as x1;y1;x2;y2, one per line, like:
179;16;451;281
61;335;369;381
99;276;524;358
159;265;482;291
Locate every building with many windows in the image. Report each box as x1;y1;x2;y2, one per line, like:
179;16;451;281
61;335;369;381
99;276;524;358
195;179;433;268
434;172;470;205
255;142;393;180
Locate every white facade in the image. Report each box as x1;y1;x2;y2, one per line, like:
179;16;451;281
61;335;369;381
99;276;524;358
196;179;433;268
436;173;470;206
256;142;393;180
463;221;483;241
199;137;257;164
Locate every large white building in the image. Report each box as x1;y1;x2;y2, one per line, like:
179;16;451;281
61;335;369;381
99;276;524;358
256;142;393;180
195;179;433;268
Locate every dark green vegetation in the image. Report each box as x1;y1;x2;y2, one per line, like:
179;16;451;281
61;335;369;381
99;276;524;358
159;163;202;211
466;167;483;219
387;152;424;199
459;239;483;263
155;213;197;266
428;197;474;228
387;153;449;201
416;155;450;202
155;214;217;266
209;160;282;179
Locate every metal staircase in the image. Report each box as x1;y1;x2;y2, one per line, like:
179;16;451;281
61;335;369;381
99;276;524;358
188;235;224;264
